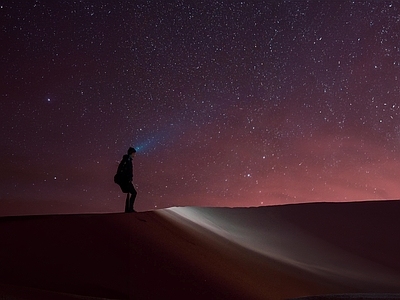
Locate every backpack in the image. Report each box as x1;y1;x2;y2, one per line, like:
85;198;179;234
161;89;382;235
114;158;129;185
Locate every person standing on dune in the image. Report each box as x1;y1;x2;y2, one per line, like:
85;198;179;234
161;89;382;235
114;147;137;212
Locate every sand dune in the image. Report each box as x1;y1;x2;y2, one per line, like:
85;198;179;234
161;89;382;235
1;201;400;299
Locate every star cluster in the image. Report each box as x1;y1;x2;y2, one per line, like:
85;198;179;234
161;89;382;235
2;1;400;214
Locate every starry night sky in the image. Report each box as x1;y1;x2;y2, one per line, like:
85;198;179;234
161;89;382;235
2;1;400;215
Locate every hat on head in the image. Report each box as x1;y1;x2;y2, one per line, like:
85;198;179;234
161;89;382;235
128;147;136;155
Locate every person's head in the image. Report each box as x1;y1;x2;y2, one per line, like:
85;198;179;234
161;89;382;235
128;147;136;158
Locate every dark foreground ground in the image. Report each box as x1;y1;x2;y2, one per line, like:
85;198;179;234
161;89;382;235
1;200;400;299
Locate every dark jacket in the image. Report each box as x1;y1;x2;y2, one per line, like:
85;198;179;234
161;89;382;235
116;155;133;184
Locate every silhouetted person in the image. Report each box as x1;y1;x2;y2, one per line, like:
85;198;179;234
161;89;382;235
114;147;137;212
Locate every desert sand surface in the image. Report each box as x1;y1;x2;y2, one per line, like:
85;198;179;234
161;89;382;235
1;200;400;299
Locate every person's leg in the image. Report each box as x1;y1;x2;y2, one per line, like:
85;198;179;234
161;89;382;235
128;184;137;212
125;193;130;213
